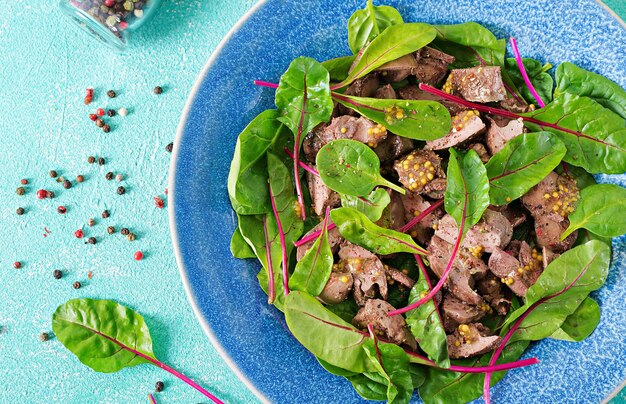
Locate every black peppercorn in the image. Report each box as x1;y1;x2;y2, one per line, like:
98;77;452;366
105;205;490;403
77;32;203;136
107;109;116;117
95;118;105;128
120;228;129;235
16;207;25;215
166;142;173;153
105;172;114;180
107;90;116;98
88;156;96;164
102;124;111;133
102;210;110;219
107;226;115;234
16;187;25;196
154;86;163;94
73;281;82;289
63;180;72;189
117;186;126;195
86;237;96;245
47;191;55;198
49;170;58;178
98;157;105;166
53;270;63;279
155;381;164;392
39;332;50;342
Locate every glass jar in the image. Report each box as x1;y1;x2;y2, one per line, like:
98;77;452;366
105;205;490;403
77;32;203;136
60;0;162;52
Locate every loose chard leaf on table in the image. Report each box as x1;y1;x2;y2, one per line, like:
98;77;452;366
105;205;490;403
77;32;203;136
340;188;391;222
550;297;601;342
330;207;427;255
561;184;626;239
485;132;566;206
522;92;626;174
432;22;506;68
316;139;405;196
332;93;451;140
347;0;403;54
336;22;437;88
555;62;626;119
504;57;554;105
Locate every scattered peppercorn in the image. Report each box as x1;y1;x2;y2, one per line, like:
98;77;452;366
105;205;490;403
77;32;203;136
47;191;55;198
39;332;50;342
154;86;163;94
117;186;126;195
49;170;58;178
74;229;84;238
95;118;105;128
127;233;136;241
88;218;95;227
154;196;164;209
134;251;143;260
16;207;25;215
88;271;93;279
102;210;110;219
63;180;72;189
35;189;47;199
13;261;21;269
96;108;105;117
76;175;84;183
107;226;115;234
20;179;28;185
73;281;82;289
16;187;26;196
88;156;96;164
105;172;114;180
53;269;63;279
120;228;129;235
115;174;123;182
155;381;164;392
86;237;96;245
102;124;111;133
57;206;67;214
165;142;173;153
98;157;105;166
107;109;116;117
89;114;98;122
56;176;64;183
119;107;128;117
107;90;116;98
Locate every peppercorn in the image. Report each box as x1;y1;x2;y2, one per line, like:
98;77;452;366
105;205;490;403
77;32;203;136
13;261;21;269
107;109;116;117
39;332;50;342
154;196;164;209
102;124;111;133
134;251;143;260
117;186;126;195
73;281;82;289
53;269;63;279
20;179;28;185
102;210;110;219
154;86;163;94
98;157;105;166
119;107;128;117
155;381;164;392
95;119;105;128
63;180;72;189
120;228;130;236
74;229;84;238
165;142;173;153
76;175;84;183
107;90;116;98
57;206;67;214
127;233;136;241
86;237;96;245
107;226;115;234
88;156;96;164
88;218;95;227
115;174;123;182
16;187;25;196
89;114;98;122
49;170;58;178
16;207;24;215
35;189;47;199
47;191;55;198
96;108;105;117
105;172;114;180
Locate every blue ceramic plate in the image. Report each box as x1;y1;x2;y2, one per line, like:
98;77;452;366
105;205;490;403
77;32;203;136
169;1;626;402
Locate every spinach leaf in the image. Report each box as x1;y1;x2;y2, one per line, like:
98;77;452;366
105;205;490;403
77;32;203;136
432;22;506;67
347;373;389;401
562;184;626;239
331;207;428;255
275;57;334;139
340;188;391;222
325;298;360;324
347;0;403;54
505;58;553;105
227;110;287;214
485;132;566;205
445;148;490;234
550;297;601;342
362;340;414;404
230;226;256;259
316;139;405;196
284;291;371;373
337;23;437;88
555;62;626;119
289;210;333;296
575;229;612;248
405;269;449;368
333;93;451;140
418;340;529;404
322;55;356;82
522;92;626;174
501;240;611;343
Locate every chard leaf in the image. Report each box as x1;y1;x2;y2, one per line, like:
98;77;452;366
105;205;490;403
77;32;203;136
333;93;451;140
340;188;391;222
347;0;404;54
322;55;357;82
432;22;506;67
316;139;405;196
230;226;256;259
555;62;626;119
505;58;554;105
555;164;597;190
486;132;566;205
331;207;427;255
337;23;437;88
347;373;389;401
562;184;626;239
362;340;414;404
550;297;601;342
522;93;626;174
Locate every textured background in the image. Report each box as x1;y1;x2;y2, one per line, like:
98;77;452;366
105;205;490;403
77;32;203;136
0;1;624;404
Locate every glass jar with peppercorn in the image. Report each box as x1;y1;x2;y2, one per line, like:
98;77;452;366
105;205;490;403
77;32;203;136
59;0;161;52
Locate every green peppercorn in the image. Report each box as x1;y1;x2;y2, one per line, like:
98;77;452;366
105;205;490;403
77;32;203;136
127;233;136;241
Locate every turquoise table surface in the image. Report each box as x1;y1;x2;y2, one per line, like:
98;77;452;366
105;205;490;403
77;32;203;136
0;1;624;404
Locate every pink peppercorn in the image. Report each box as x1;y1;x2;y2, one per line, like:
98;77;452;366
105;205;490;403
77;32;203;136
96;108;105;117
154;196;164;209
104;0;115;6
74;229;84;239
89;114;98;121
57;206;67;214
86;88;94;97
119;21;128;30
134;251;144;261
36;189;48;199
13;261;21;269
20;179;28;185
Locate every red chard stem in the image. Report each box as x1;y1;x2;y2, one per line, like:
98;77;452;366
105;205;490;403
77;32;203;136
269;183;290;297
262;216;276;304
510;37;546;108
400;199;444;233
253;80;279;89
284;147;320;176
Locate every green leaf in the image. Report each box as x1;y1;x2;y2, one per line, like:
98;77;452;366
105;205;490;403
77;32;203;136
52;298;156;373
522;93;626;174
555;62;626;120
505;58;554;105
230;226;256;259
405;271;449;367
562;184;626;239
340;188;391;222
445;149;490;235
284;291;370;373
362;340;414;403
333;94;451;140
347;0;404;54
555;164;597;190
432;22;506;67
322;55;357;82
289;213;333;296
325;298;360;324
316;139;405;196
331;207;427;255
275;57;334;140
347;373;389;401
317;357;358;377
550;297;601;342
486;132;567;205
227;110;287;214
337;23;437;88
501;240;611;343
